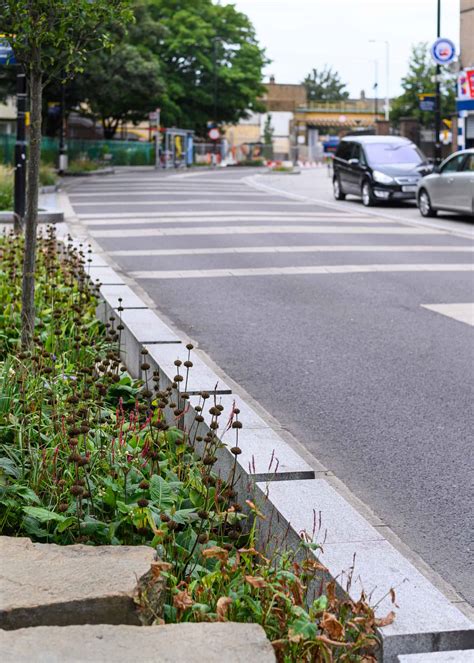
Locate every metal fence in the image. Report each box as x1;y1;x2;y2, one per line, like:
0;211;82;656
0;135;156;167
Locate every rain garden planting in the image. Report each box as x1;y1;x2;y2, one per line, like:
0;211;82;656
0;227;387;661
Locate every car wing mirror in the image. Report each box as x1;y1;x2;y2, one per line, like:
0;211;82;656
348;158;359;165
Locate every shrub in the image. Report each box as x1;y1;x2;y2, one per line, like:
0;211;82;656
39;164;58;187
0;165;14;211
67;158;102;174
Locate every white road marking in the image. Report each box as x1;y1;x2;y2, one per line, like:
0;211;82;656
73;199;319;207
246;175;474;240
130;264;474;280
78;210;371;219
82;215;389;226
90;225;442;238
70;190;270;198
422;303;474;327
108;245;474;257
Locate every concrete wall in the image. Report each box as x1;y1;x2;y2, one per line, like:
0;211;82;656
460;0;474;68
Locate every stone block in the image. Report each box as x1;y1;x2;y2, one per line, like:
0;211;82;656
0;623;276;662
253;481;474;662
145;344;232;395
87;266;125;286
117;309;181;378
184;397;313;483
97;284;147;323
0;537;157;630
398;651;474;662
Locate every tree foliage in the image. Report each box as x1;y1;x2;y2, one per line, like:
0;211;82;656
0;0;133;346
140;0;268;134
75;43;164;139
390;42;456;126
303;66;349;102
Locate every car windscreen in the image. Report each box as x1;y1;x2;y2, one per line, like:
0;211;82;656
364;143;424;166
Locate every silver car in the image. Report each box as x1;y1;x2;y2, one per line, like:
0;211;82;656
417;149;474;217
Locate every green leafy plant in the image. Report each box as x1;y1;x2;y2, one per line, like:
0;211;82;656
0;164;13;210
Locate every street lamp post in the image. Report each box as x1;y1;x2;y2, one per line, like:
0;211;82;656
434;0;442;164
369;39;390;121
373;59;379;118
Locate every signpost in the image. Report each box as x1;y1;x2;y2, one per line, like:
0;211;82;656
0;38;16;65
430;38;456;66
418;93;436;112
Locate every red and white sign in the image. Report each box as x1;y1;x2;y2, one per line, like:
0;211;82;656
208;127;220;140
457;69;474;100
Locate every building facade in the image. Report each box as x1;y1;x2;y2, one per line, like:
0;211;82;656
457;0;474;149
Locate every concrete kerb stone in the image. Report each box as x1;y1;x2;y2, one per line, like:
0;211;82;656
0;623;276;663
144;342;232;396
182;393;315;484
254;479;474;662
116;308;181;378
398;651;474;662
96;284;148;323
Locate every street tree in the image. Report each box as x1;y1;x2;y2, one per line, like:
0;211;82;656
142;0;268;134
75;44;164;139
0;0;133;347
391;42;456;126
303;66;350;102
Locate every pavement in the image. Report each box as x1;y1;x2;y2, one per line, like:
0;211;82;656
65;166;474;608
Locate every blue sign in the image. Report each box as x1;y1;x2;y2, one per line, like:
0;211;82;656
419;94;435;111
430;38;456;65
0;39;16;65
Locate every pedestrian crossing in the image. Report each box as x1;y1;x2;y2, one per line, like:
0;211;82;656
68;170;474;283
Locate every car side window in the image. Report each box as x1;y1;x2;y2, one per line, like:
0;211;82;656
351;145;361;162
337;142;352;161
359;146;368;166
461;154;474;172
440;154;465;174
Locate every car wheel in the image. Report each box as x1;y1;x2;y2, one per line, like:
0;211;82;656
361;181;375;207
418;189;437;217
333;176;346;200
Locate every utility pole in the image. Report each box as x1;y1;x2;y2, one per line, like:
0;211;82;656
434;0;442;164
14;65;27;233
58;81;68;174
373;60;379;118
154;107;161;169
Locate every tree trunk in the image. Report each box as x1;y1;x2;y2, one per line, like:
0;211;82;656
21;67;42;348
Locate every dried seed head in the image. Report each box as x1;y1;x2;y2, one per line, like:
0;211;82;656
231;421;243;429
186;343;194;350
230;447;242;456
137;498;149;508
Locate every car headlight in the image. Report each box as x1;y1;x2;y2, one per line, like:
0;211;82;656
372;170;395;185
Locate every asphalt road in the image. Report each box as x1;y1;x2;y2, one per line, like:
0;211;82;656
68;166;474;605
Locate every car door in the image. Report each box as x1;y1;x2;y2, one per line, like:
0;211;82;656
346;143;365;194
335;141;354;193
431;153;467;211
457;153;474;214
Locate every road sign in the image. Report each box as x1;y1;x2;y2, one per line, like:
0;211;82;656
430;38;456;66
208;127;220;140
0;38;16;65
418;93;435;112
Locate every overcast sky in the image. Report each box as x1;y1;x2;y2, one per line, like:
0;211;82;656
228;0;460;99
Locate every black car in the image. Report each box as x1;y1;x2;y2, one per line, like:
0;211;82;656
333;135;432;206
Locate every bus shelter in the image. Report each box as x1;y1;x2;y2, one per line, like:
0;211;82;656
159;128;194;168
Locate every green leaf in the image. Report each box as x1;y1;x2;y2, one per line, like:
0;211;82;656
149;475;174;510
23;507;66;523
56;516;76;532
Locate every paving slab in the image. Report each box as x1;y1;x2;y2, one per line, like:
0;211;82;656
0;537;157;630
145;343;232;395
255;480;474;662
0;623;276;663
116;308;181;377
398;651;474;662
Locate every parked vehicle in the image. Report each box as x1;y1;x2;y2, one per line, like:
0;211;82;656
417;149;474;217
333;135;432;206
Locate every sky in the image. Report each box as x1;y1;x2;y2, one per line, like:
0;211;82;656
228;0;461;99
